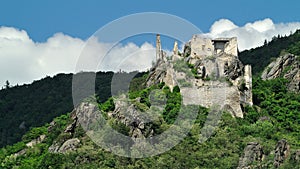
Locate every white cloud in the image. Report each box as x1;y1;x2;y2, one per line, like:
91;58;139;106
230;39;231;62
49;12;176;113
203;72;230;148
210;19;238;35
0;27;85;86
245;18;275;32
0;27;156;86
1;18;300;86
207;18;300;50
103;42;155;72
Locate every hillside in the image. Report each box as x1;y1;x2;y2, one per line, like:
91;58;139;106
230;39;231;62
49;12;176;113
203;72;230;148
0;71;144;148
239;29;300;75
0;76;299;168
0;32;300;168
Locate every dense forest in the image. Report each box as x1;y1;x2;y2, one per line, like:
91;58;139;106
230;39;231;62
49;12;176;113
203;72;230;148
239;29;300;75
0;71;144;147
0;73;73;147
0;76;299;168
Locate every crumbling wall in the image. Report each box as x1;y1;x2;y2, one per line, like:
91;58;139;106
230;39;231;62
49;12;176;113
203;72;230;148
244;65;253;105
224;37;238;56
190;35;214;60
147;34;252;118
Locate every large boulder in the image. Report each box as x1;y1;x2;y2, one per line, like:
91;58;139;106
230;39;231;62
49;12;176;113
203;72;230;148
58;138;80;153
49;138;81;154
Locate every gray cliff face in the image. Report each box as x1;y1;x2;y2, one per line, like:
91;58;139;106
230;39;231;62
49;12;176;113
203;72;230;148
48;138;80;154
291;150;300;163
48;102;97;154
273;139;290;168
146;35;253;118
238;142;264;169
238;140;299;168
262;53;300;93
109;95;156;140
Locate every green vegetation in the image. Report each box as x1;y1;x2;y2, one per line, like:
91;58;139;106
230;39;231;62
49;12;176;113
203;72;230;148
0;71;146;148
187;63;201;79
0;74;299;168
206;55;216;61
239;29;300;75
173;60;202;79
162;86;181;124
177;79;192;87
287;40;300;56
252;78;300;133
218;77;233;86
173;59;193;78
0;73;74;148
0;114;72;169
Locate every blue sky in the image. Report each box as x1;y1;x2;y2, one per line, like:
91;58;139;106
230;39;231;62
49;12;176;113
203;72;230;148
1;0;300;85
1;0;300;41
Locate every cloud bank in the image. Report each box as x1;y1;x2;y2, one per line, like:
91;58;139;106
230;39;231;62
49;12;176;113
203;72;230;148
207;18;300;50
0;27;156;86
1;18;300;86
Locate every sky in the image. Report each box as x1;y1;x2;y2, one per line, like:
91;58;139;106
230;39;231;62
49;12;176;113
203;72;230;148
1;0;300;86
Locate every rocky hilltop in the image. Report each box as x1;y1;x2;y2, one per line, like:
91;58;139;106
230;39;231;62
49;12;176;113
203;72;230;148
146;34;253;118
262;53;300;93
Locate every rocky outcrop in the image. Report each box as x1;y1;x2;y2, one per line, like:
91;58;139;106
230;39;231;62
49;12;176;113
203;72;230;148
183;41;191;57
26;134;46;147
173;41;178;55
47;121;56;132
291;150;300;163
110;95;155;140
146;60;178;92
49;138;80;154
64;112;78;133
145;59;167;87
13;134;47;157
146;35;253;118
146;35;177;91
237;140;299;168
224;58;244;80
13;134;46;157
48;142;61;153
73;102;102;131
48;105;89;154
238;142;264;169
262;53;300;93
274;139;290;168
58;138;80;153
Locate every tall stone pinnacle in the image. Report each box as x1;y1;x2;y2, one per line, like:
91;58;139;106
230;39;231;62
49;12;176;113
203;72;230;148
173;41;178;55
156;34;162;61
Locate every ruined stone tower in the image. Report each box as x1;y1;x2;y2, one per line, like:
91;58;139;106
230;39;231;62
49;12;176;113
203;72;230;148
156;34;162;61
173;41;178;55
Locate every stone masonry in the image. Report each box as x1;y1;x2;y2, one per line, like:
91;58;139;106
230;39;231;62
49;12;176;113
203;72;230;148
146;34;253;118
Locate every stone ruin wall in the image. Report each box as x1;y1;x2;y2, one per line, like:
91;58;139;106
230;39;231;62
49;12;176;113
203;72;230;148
152;34;253;117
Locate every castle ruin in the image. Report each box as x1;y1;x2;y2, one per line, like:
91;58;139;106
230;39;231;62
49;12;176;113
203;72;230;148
147;34;253;118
